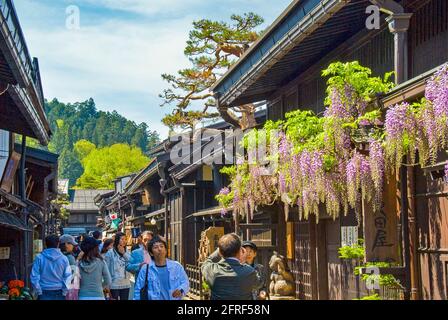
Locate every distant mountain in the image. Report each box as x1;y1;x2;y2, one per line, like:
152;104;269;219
44;98;160;186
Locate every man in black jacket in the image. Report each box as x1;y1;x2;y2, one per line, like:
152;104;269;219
242;241;268;300
201;233;261;300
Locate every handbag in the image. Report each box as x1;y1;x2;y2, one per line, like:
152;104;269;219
139;264;149;301
66;262;81;301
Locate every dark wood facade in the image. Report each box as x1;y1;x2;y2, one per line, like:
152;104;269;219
213;0;448;300
0;0;53;287
168;167;233;265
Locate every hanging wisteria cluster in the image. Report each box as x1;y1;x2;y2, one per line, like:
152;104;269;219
384;102;419;170
217;62;448;221
445;163;448;184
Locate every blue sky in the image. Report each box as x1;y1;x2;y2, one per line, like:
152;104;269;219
15;0;292;139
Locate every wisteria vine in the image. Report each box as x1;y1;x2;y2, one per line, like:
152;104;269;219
217;62;448;221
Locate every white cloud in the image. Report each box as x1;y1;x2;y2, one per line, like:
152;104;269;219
19;6;196;139
78;0;204;16
16;0;293;140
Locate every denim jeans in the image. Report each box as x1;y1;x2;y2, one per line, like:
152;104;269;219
38;290;65;300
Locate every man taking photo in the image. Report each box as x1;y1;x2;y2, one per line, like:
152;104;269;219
201;233;260;300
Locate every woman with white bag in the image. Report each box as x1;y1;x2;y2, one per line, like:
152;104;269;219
60;235;80;300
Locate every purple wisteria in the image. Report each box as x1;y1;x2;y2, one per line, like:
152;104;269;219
426;64;448;120
423;63;448;162
445;163;448;184
325;88;351;119
216;63;448;222
369;139;385;210
346;152;372;207
384;102;418;168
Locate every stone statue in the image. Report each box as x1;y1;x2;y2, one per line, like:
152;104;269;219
269;251;295;297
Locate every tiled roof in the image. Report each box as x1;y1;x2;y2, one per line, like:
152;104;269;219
66;189;113;212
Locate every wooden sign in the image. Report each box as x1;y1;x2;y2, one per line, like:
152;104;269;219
33;240;43;253
0;247;10;260
363;173;399;263
341;226;358;247
33;240;43;259
1;151;21;193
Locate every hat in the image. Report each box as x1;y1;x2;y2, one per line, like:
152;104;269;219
242;241;258;251
80;236;101;253
59;234;78;246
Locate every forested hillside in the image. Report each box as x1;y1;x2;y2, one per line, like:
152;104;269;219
43;98;160;186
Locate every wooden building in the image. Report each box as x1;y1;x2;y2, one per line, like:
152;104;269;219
212;0;448;300
122;161;166;239
65;189;112;236
0;0;53;285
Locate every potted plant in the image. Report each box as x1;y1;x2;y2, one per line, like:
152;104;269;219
0;280;34;300
0;282;8;300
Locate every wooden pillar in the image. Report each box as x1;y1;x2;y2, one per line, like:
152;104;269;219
277;203;286;256
245;208;251;241
385;10;415;300
309;216;318;299
387;13;413;83
316;221;328;300
407;166;420;300
234;212;240;236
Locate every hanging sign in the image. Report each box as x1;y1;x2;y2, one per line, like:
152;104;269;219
109;211;118;220
0;247;10;260
341;226;358;247
364;174;399;263
33;240;43;254
111;218;122;230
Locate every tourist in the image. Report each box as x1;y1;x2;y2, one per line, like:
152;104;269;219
104;232;131;300
127;231;153;299
131;232;143;252
134;236;189;300
127;231;153;275
59;234;78;268
78;237;112;300
242;241;268;300
201;233;260;300
100;238;114;257
92;230;103;251
30;235;72;300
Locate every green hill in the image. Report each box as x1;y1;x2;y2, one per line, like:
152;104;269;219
43;98;160;186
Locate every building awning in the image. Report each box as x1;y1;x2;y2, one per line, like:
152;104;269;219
381;63;445;108
0;210;31;232
189;206;233;218
145;208;166;219
127;208;167;224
